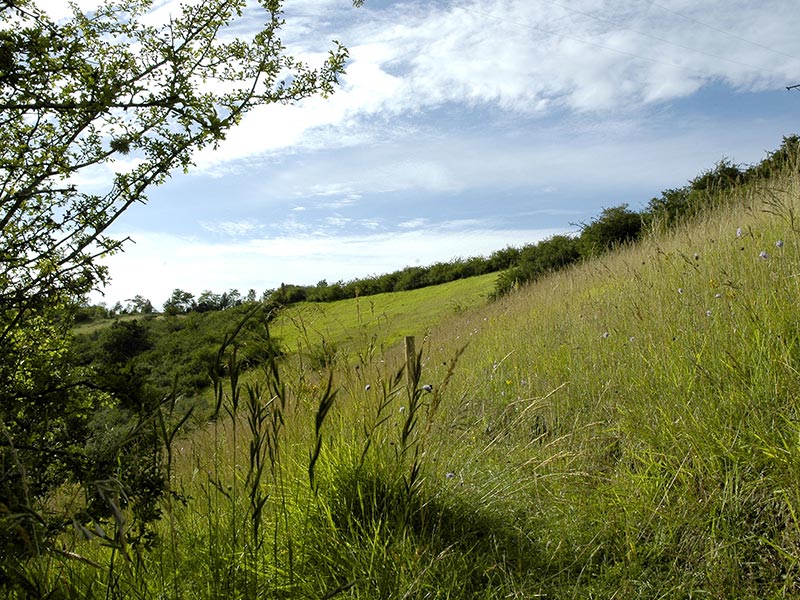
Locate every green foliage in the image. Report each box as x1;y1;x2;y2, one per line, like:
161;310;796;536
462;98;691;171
125;294;154;314
492;139;800;300
648;158;745;227
270;283;308;305
72;302;281;403
264;254;503;307
74;302;113;323
488;245;521;270
0;0;348;311
0;298;168;590
493;234;580;297
0;0;351;578
745;134;800;180
196;289;243;312
579;203;644;257
163;288;196;315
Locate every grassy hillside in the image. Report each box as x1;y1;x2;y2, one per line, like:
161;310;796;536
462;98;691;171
23;163;800;598
270;272;496;358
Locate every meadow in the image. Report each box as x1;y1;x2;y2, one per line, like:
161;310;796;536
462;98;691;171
19;163;800;598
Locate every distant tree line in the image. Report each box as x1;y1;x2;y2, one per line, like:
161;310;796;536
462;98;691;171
267;249;520;306
163;287;259;315
74;135;800;319
263;136;799;305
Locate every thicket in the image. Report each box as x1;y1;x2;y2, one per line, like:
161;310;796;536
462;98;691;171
269;251;517;305
70;303;280;404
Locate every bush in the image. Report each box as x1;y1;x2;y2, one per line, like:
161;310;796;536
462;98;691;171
648;159;745;228
579;204;644;256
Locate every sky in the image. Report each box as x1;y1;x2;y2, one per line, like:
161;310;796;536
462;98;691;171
43;0;800;308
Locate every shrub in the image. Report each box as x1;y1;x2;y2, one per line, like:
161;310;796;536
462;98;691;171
579;204;644;256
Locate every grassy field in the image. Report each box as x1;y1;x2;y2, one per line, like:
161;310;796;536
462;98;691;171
269;272;496;357
23;164;800;598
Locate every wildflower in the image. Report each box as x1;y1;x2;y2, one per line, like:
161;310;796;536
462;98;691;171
422;384;433;393
736;227;743;237
776;240;784;248
759;250;769;260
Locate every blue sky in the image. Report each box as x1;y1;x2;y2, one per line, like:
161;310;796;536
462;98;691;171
48;0;800;308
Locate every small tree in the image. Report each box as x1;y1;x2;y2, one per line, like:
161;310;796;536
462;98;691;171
579;204;644;257
126;294;154;314
530;234;580;273
196;290;222;312
163;288;196;315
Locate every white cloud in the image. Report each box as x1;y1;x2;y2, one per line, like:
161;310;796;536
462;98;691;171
399;218;428;229
324;215;351;227
171;0;800;172
45;0;792;177
200;219;265;237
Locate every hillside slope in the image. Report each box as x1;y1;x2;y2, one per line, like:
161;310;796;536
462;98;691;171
270;271;496;358
37;161;800;599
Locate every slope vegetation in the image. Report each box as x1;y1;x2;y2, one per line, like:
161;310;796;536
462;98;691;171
29;160;800;598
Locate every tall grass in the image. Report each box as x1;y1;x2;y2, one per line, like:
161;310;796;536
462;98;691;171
14;160;800;598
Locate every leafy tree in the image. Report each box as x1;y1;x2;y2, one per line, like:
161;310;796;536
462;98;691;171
126;294;154;314
196;290;222;313
394;266;427;291
101;319;153;366
164;288;196;315
647;186;690;226
491;236;580;298
488;246;521;271
271;283;307;305
745;135;800;180
647;159;745;228
579;204;644;257
0;0;349;321
74;302;112;323
222;288;242;309
0;0;354;579
530;234;580;273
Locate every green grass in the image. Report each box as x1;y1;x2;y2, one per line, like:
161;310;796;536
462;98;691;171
17;165;800;598
269;272;496;357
